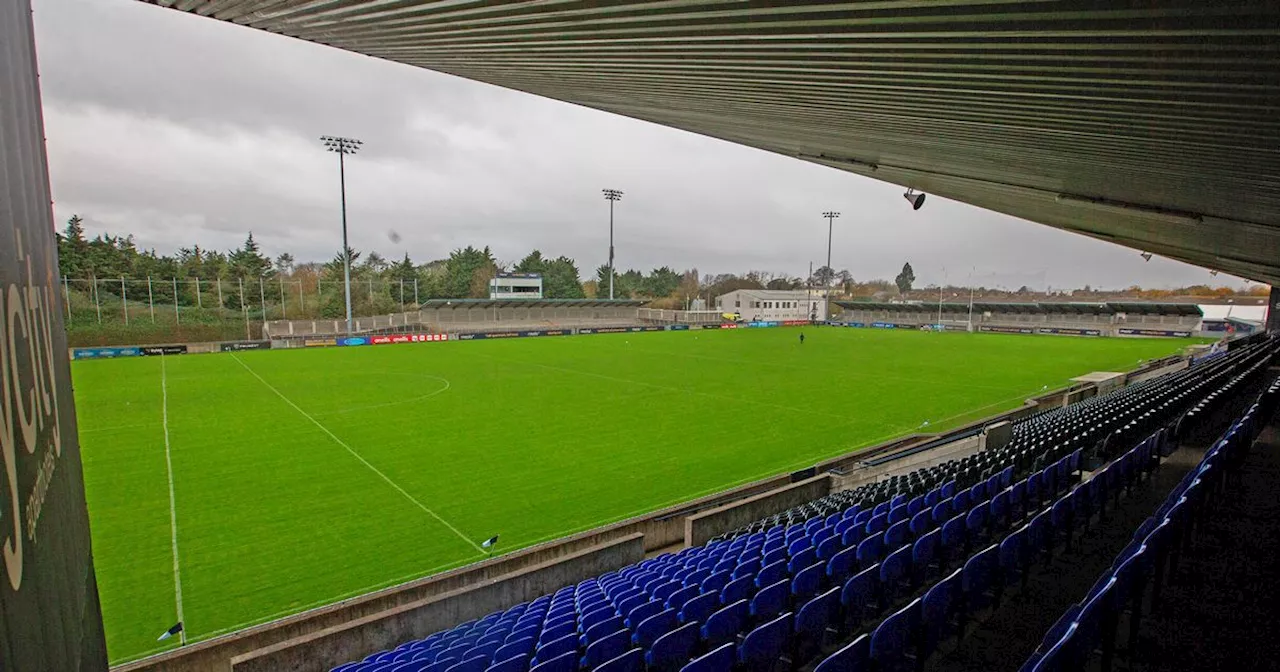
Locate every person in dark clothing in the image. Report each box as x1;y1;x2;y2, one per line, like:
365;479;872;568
799;332;805;344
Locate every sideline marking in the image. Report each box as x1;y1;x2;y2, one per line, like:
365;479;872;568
160;356;187;645
230;354;484;554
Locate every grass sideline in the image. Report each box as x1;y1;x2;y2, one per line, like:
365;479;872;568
72;326;1198;662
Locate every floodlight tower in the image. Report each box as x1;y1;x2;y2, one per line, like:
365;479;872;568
603;189;624;300
823;211;840;289
321;135;362;334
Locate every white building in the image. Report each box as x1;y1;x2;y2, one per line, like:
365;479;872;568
715;289;828;322
488;273;543;299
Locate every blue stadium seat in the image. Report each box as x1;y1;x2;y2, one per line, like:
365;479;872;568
750;579;789;622
813;633;869;672
931;498;952;526
909;509;933;539
485;655;529;672
737;612;793;672
865;512;889;535
884;520;910;551
879;545;913;604
701;599;748;648
856;532;885;568
788;547;817;575
840;564;879;630
722;574;755;606
531;634;577;666
680;642;735;672
870;598;921;672
625;600;663;630
592;649;641;672
794;586;838;662
962;544;1001;614
840;526;864;549
827;544;858;585
581;630;629;670
912;528;941;582
665;585;699;613
920;569;959;658
581;619;621;648
679;592;719;625
887;506;909;526
941;513;967;565
816;535;842;561
762;548;787;567
528;651;576;672
646;623;698;672
495;638;535;663
633;608;678;649
791;562;824;603
999;525;1029;590
756;560;787;588
702;571;731;594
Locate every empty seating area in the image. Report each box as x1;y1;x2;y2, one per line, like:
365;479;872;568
330;336;1276;672
1019;376;1280;671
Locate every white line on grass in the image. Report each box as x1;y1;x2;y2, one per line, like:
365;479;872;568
229;354;485;555
160;355;187;645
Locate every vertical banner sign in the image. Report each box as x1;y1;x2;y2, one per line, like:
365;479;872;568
0;1;109;669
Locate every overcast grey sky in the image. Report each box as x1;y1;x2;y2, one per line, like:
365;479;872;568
31;0;1248;290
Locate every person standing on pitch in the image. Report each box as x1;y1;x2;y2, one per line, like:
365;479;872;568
799;332;805;344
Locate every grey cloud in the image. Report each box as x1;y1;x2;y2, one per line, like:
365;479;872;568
33;0;1250;290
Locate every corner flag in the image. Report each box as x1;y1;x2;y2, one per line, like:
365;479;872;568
481;535;500;549
157;622;183;642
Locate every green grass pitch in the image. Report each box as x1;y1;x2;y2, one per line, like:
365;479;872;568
72;327;1196;662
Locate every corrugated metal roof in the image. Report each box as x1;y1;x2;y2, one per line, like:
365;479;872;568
144;1;1280;284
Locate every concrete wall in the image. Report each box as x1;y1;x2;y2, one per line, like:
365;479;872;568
684;475;832;546
1128;358;1189;384
0;1;109;669
229;534;644;672
831;436;984;492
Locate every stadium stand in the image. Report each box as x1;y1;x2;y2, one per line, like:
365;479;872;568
263;299;647;339
833;302;1203;336
328;335;1276;672
1018;376;1280;671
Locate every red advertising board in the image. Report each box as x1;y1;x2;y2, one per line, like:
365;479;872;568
719;323;739;329
782;320;809;326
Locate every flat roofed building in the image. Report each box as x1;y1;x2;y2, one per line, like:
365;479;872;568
489;273;543;300
716;289;827;322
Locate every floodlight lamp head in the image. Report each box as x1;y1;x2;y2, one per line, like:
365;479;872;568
602;189;623;201
903;189;926;210
823;211;840;219
1140;252;1153;262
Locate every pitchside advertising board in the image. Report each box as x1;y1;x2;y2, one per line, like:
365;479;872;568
370;334;449;344
1;1;110;667
219;340;272;352
1118;328;1193;338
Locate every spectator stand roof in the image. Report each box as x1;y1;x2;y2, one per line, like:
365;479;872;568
418;298;646;310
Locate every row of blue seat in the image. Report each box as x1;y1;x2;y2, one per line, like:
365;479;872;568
1021;368;1280;672
804;427;1166;672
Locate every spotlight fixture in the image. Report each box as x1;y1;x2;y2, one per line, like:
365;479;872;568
1140;252;1153;262
903;188;926;210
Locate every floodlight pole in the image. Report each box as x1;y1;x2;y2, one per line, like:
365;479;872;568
322;135;363;334
823;211;839;291
938;267;945;329
967;267;976;332
603;189;623;300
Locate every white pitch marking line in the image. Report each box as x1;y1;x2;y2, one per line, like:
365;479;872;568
160;355;187;645
230;354;484;555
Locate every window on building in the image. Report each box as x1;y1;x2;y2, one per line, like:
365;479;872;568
735;300;740;307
